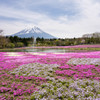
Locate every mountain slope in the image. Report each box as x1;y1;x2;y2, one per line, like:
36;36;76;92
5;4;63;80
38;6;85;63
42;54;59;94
11;26;56;39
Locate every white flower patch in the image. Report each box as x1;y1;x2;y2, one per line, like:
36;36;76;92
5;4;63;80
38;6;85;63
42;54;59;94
31;79;100;100
53;53;65;54
6;52;23;56
10;63;59;80
67;58;100;65
29;52;46;56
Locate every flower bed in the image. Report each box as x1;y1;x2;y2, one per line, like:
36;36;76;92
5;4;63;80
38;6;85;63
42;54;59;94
0;51;100;99
31;79;100;100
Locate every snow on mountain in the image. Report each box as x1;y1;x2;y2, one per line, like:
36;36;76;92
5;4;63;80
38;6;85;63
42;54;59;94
11;26;56;39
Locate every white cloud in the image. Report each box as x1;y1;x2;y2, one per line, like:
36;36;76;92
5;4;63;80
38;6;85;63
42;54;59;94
0;0;100;38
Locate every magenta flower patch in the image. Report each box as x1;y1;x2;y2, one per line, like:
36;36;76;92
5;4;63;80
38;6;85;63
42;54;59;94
0;51;100;99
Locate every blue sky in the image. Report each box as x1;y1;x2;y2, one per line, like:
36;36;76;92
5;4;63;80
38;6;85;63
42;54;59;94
0;0;100;38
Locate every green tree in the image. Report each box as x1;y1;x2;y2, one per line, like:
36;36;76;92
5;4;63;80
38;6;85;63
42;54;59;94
6;43;15;48
16;42;24;47
0;30;9;48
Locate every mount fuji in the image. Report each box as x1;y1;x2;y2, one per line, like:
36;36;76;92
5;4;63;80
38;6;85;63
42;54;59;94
11;26;56;39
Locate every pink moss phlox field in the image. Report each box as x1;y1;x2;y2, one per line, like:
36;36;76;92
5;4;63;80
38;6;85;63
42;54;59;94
0;51;100;99
19;44;100;49
0;52;46;99
56;64;97;80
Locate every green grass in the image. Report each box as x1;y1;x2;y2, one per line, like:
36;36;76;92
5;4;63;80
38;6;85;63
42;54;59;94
0;47;100;52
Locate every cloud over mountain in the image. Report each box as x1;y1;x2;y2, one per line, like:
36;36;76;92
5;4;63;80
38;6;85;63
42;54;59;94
0;0;100;38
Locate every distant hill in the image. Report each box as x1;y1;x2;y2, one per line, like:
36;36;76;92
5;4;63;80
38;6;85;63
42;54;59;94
83;32;100;38
11;26;56;39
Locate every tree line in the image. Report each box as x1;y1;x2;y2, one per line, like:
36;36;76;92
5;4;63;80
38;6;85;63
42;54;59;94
0;30;100;48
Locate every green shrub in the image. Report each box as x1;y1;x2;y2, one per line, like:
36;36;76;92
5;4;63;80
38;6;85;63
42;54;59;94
16;42;24;47
6;43;15;48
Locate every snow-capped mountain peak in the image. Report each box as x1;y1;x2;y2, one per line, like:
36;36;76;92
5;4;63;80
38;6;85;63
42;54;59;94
11;26;56;39
22;26;43;34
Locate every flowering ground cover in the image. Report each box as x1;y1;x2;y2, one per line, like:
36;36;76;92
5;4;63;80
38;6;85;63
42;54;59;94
33;44;100;49
0;51;100;99
23;44;100;49
1;44;100;52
